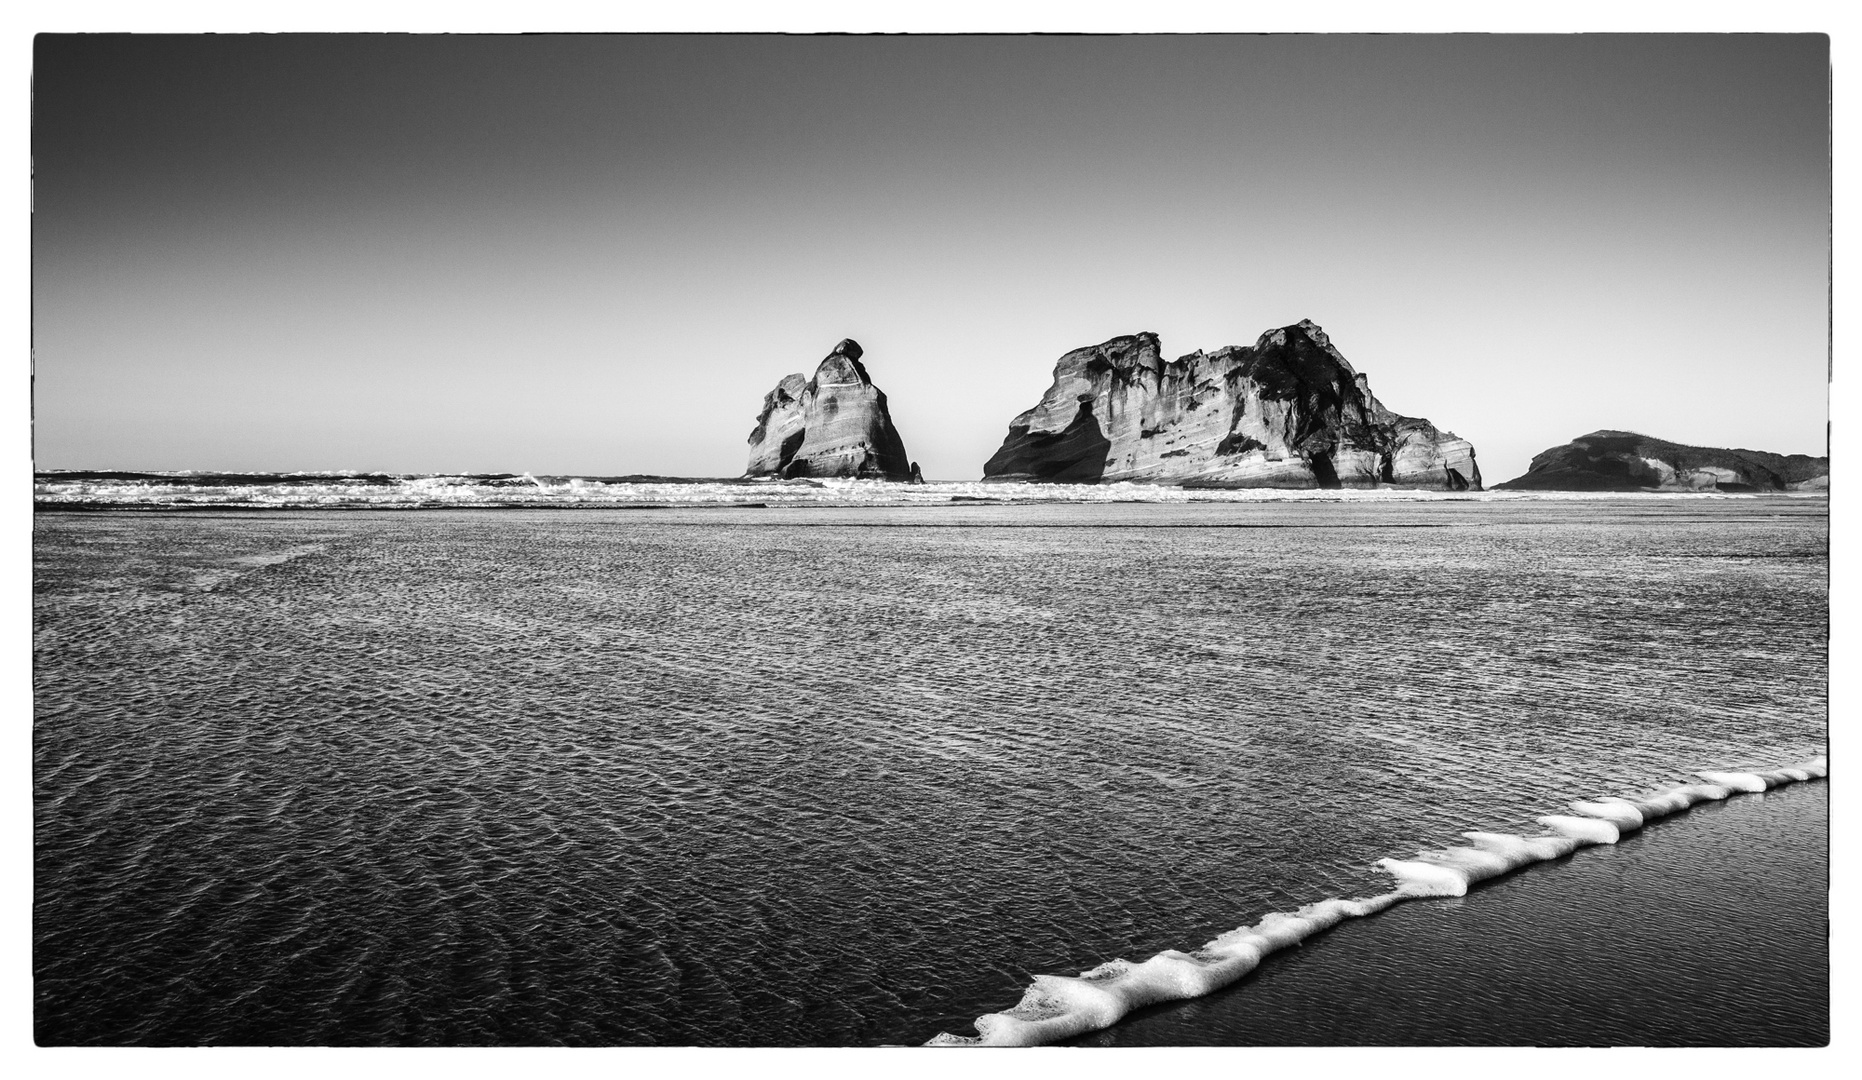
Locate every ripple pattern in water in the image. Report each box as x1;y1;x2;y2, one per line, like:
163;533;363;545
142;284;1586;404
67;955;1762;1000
32;500;1827;1045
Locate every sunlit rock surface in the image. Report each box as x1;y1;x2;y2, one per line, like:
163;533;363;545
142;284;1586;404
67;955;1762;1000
746;339;913;481
1495;431;1829;492
982;320;1480;489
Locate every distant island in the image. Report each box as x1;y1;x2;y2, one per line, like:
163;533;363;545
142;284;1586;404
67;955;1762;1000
1495;431;1829;492
981;320;1480;490
746;339;921;482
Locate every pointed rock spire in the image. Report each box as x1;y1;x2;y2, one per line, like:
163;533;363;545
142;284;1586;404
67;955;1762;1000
747;340;913;480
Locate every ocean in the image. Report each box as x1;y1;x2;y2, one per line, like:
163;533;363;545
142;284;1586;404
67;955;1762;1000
31;487;1829;1046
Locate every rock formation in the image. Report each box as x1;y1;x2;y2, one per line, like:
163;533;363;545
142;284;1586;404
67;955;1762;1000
981;320;1480;489
1495;431;1829;492
746;339;913;480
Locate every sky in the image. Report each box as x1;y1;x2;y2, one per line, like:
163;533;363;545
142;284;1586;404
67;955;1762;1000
31;33;1831;483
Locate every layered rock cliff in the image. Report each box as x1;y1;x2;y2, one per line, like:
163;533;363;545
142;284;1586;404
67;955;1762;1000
746;339;914;481
981;320;1480;489
1495;431;1829;492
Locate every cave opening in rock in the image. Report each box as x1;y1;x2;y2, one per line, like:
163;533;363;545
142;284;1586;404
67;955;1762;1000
776;430;806;475
1309;451;1341;489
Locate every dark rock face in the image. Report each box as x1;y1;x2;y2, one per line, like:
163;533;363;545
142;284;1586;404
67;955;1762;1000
746;340;913;481
982;320;1480;489
1495;431;1829;492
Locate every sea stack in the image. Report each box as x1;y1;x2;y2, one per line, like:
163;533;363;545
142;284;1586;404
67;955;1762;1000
1495;431;1829;492
982;320;1480;489
746;339;914;481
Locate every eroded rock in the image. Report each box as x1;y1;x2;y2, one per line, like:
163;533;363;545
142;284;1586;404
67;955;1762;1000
746;340;913;481
982;320;1480;489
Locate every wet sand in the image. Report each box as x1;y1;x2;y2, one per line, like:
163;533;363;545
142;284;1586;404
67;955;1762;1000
1073;780;1828;1047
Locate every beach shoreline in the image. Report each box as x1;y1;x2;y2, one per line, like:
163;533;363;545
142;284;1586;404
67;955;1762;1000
1065;780;1829;1047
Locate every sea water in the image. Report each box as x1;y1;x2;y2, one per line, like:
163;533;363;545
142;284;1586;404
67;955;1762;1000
32;496;1827;1045
29;470;1831;510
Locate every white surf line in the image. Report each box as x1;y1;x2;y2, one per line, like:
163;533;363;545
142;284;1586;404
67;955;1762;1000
924;755;1828;1047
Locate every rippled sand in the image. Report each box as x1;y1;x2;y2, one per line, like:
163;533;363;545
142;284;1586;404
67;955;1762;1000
32;499;1826;1045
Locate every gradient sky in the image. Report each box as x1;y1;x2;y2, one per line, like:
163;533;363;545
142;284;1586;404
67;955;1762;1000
32;33;1830;482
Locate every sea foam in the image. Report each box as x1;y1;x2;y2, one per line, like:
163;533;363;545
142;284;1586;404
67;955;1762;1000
31;471;1825;511
926;754;1827;1047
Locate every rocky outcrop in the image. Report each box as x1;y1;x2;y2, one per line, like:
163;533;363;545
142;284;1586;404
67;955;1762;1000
981;320;1480;489
1495;431;1829;492
746;339;913;480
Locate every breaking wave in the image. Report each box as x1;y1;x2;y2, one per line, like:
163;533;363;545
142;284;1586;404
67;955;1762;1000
925;756;1827;1047
31;471;1829;510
